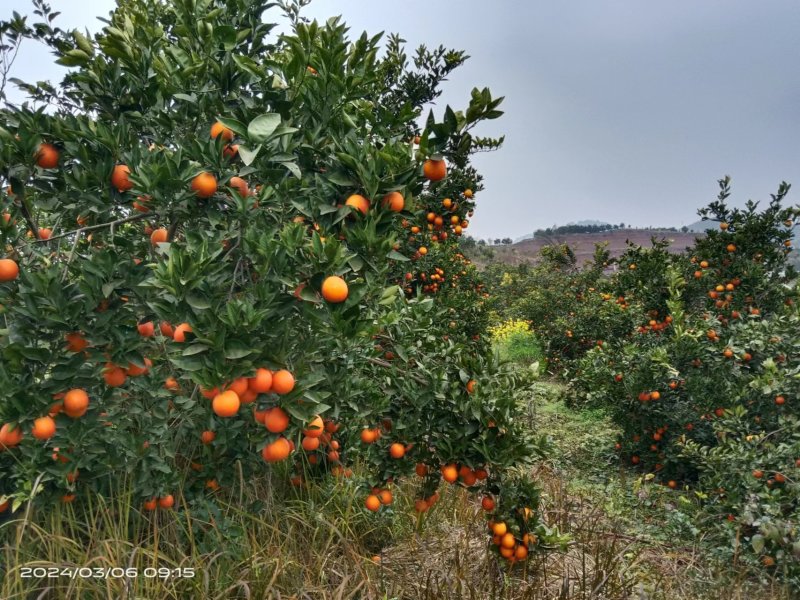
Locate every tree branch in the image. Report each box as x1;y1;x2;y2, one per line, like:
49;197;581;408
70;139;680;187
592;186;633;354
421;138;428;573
33;212;154;243
366;356;427;384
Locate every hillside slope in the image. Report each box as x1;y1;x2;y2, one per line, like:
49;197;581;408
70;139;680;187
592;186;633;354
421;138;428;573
469;229;704;268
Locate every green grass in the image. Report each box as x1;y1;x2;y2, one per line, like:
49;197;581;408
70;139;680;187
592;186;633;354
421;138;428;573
526;381;794;600
495;331;546;374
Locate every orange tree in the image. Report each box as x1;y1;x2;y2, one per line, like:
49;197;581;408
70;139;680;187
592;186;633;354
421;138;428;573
483;242;641;372
572;179;799;578
0;0;557;563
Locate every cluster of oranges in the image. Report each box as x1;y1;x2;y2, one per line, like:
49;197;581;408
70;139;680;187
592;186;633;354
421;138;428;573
637;312;673;334
0;387;92;457
487;518;536;562
365;486;396;511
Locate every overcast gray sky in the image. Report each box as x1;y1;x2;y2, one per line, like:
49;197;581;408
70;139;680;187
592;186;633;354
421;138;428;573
4;0;799;240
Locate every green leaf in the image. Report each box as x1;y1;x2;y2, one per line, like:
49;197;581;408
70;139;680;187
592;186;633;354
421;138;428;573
225;341;253;360
215;117;247;137
247;114;281;143
284;403;313;422
751;534;765;554
215;25;237;50
186;293;211;310
56;49;90;67
174;93;197;104
73;30;94;56
101;280;123;298
347;256;364;271
387;250;409;262
238;145;260;166
299;285;321;303
233;54;264;79
170;356;204;371
282;162;301;179
182;344;209;356
326;172;355;187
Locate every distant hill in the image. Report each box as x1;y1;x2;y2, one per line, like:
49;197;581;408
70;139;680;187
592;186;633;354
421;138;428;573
685;219;718;233
468;228;704;269
514;220;613;243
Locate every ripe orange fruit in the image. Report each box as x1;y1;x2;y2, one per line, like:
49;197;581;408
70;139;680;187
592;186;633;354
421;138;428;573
35;143;60;168
0;258;19;282
229;176;249;197
132;197;150;212
775;395;786;406
172;322;193;342
240;388;257;404
63;389;89;418
150;228;168;245
30;416;56;440
441;463;458;483
201;430;216;445
360;428;378;444
481;496;495;511
752;469;763;479
164;377;180;392
271;369;295;395
345;194;370;215
253;407;268;424
137;320;154;337
381;191;404;212
492;522;507;536
301;435;320;451
501;533;516;549
210;121;234;141
726;243;736;252
212;390;240;417
61;494;76;504
466;379;476;394
464;189;473;198
226;377;249;396
423;158;446;181
365;494;381;512
158;494;175;509
261;437;291;462
143;498;157;511
321;276;348;303
191;172;218;198
264;407;290;433
103;364;127;387
249;368;273;393
414;498;429;512
200;386;219;400
379;489;393;505
304;415;324;438
0;423;23;449
389;442;406;459
37;227;52;240
65;332;89;352
111;164;133;192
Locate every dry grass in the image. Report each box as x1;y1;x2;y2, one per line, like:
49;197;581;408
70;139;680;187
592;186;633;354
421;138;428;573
1;385;794;599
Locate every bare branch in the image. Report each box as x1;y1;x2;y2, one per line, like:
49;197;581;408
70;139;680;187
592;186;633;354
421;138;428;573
32;212;154;243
